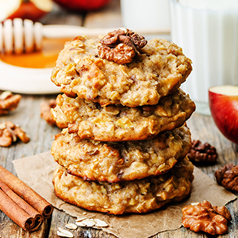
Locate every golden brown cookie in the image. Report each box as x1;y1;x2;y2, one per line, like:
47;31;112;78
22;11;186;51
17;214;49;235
51;34;192;107
51;125;191;182
53;157;194;215
51;89;195;141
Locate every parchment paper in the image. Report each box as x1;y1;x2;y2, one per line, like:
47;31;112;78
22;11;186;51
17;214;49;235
13;151;236;238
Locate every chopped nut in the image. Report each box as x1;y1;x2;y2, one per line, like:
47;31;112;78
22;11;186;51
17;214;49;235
40;99;57;126
98;28;147;64
98;44;135;64
57;227;73;237
215;164;238;192
182;200;231;235
187;140;218;163
0;121;30;147
0;91;21;115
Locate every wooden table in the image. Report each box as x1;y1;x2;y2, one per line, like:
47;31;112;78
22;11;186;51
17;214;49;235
1;1;238;237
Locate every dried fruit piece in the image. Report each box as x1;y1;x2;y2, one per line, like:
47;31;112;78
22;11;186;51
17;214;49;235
40;99;56;126
0;121;30;147
98;28;147;64
0;91;21;115
187;140;217;163
182;200;231;235
215;164;238;192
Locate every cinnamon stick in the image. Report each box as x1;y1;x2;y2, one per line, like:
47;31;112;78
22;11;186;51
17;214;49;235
0;165;53;219
0;180;43;231
0;189;34;231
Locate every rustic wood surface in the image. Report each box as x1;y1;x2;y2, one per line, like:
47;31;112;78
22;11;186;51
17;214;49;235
0;0;238;237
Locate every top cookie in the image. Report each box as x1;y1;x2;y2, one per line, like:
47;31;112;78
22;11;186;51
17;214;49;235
51;29;192;107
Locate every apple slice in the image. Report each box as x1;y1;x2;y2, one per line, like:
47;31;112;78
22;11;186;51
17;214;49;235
209;85;238;144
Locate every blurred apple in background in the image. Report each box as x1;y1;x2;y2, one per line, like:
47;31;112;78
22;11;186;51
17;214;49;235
0;0;53;22
53;0;111;11
209;85;238;145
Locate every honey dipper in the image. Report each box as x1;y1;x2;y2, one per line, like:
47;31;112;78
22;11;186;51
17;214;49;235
0;18;42;54
0;19;160;54
0;18;116;54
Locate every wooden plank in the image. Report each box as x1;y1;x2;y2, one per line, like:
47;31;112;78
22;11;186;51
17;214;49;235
84;0;122;28
0;219;49;238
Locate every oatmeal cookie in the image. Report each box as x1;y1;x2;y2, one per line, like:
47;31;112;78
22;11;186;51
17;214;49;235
51;125;191;182
51;89;195;141
51;34;192;107
53;157;194;215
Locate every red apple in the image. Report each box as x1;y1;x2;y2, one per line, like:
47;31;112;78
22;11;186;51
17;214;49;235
209;85;238;144
0;0;53;22
53;0;111;11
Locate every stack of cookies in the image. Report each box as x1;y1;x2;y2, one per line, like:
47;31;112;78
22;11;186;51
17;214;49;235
50;29;196;215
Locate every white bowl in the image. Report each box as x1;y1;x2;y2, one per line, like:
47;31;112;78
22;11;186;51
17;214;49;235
0;60;59;94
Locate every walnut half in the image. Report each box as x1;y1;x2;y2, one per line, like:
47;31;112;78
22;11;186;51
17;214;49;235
0;121;30;147
182;200;231;235
40;99;57;126
0;91;21;115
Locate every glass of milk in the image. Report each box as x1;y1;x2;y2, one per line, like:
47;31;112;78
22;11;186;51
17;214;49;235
170;0;238;115
121;0;170;33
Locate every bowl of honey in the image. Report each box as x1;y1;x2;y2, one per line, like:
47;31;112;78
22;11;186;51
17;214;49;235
0;36;71;94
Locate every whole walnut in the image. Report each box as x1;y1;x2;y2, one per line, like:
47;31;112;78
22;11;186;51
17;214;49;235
182;201;231;235
215;164;238;192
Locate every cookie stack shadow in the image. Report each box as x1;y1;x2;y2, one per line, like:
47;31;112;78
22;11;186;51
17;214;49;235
50;30;196;215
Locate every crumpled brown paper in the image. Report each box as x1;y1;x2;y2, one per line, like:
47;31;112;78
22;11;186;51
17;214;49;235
13;151;236;238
